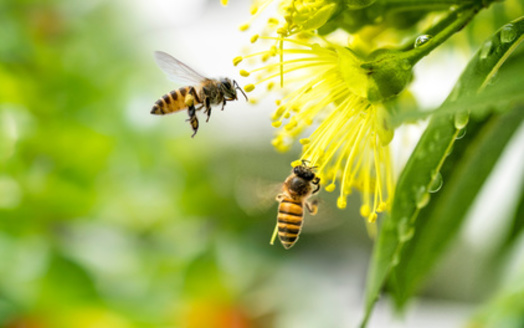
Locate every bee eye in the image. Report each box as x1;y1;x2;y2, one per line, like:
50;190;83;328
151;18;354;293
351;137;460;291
221;79;231;89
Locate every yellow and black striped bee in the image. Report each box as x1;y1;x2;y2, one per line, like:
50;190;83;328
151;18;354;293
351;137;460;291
271;160;321;249
151;51;247;137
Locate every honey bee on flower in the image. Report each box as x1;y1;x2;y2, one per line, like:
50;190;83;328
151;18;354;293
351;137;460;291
233;0;398;227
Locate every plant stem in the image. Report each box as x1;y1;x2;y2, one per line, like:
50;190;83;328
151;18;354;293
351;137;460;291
402;3;479;64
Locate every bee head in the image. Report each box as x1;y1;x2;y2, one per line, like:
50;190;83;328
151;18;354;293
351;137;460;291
219;78;235;99
220;78;248;102
293;164;315;181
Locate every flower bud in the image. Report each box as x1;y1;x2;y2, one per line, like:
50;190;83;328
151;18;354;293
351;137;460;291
363;49;413;102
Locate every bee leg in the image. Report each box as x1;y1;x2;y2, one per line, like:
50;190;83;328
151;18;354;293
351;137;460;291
204;98;212;123
221;99;226;111
276;194;285;201
186;105;199;138
312;177;321;194
305;200;318;215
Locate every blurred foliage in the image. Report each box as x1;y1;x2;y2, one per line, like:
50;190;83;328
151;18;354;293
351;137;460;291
0;1;276;327
1;0;524;328
0;3;371;327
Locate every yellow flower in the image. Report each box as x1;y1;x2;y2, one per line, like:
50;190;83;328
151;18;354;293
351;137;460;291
238;0;339;87
237;34;395;223
239;0;338;35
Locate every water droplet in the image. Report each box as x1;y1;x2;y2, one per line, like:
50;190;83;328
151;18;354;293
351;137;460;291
456;128;467;140
398;217;415;243
400;227;415;243
415;186;430;208
414;35;433;48
500;24;517;43
479;40;494;60
416;193;430;208
428;172;443;193
454;111;469;129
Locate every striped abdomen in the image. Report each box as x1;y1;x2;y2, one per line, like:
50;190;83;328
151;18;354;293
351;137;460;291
277;197;304;249
151;87;202;115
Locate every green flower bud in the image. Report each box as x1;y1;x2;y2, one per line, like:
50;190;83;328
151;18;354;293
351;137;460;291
363;49;413;102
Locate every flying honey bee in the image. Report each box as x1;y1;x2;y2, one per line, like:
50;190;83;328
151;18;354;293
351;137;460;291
271;160;321;249
151;51;248;137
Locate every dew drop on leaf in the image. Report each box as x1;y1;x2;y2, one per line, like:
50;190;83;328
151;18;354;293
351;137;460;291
398;217;415;243
415;186;430;208
454;111;469;129
500;24;517;43
456;127;466;140
400;227;415;243
428;172;443;193
414;35;433;48
479;40;494;60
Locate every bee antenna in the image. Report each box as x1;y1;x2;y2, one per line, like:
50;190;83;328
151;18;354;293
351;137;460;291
301;159;317;170
235;81;248;101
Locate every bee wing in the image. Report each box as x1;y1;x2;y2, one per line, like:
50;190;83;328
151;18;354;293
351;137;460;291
234;177;283;216
154;51;210;84
302;197;346;234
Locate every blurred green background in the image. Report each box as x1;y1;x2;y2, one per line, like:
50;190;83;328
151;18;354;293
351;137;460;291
1;1;523;327
0;1;372;327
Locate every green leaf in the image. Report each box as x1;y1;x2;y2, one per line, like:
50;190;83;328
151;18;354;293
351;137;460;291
392;59;524;124
361;16;524;327
393;17;524;125
390;104;524;309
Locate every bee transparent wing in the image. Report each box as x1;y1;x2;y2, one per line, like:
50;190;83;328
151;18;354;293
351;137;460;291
234;177;283;216
302;198;343;233
154;51;210;84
